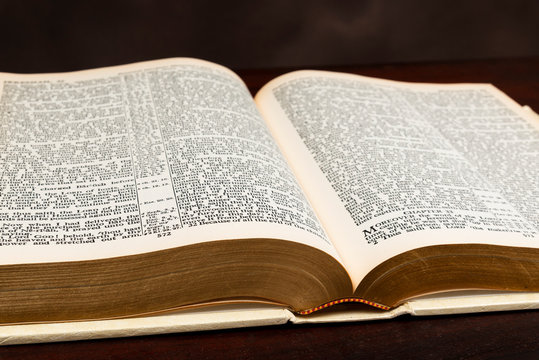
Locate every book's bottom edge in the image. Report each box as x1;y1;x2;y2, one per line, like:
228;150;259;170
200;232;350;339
0;304;292;346
2;291;539;345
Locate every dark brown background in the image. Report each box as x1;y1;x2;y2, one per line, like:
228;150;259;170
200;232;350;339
0;0;538;73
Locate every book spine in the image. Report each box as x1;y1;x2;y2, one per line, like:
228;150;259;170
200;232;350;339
297;298;391;315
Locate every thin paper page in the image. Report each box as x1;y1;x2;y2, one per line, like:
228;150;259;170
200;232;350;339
255;71;539;288
0;59;340;265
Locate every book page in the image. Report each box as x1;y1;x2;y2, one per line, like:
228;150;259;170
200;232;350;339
0;59;341;265
255;71;539;287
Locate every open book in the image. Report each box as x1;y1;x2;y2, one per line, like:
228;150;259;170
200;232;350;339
1;58;538;327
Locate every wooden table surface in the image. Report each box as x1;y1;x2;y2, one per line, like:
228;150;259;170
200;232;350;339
1;58;538;359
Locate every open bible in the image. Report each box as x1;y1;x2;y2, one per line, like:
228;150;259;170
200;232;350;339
1;58;538;329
